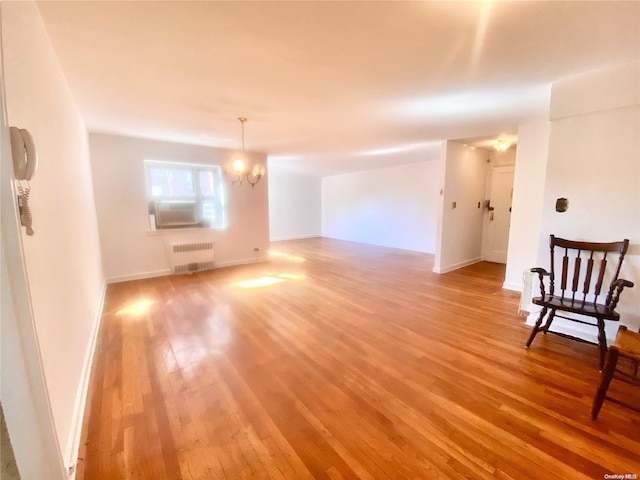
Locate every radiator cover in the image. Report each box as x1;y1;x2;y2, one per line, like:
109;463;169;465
170;242;214;274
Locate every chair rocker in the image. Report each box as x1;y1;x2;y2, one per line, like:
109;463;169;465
525;235;634;370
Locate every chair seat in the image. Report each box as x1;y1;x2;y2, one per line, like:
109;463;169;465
612;327;640;361
532;295;620;320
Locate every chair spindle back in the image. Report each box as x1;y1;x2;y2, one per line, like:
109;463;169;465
548;235;629;306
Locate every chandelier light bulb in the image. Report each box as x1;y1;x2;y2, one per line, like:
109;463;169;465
232;158;246;173
494;139;511;152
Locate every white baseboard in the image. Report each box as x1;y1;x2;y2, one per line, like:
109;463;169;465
106;268;171;284
65;281;107;478
502;281;522;292
214;257;268;269
270;234;320;242
106;257;271;284
432;257;481;274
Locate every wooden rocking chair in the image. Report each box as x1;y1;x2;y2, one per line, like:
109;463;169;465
525;235;634;370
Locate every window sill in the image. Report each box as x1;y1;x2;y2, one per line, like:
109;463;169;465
146;226;224;235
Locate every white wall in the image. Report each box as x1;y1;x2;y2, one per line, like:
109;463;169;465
504;121;550;291
1;8;66;477
531;61;640;341
268;166;320;241
488;147;516;167
89;133;270;282
2;2;105;473
321;161;439;253
434;141;488;273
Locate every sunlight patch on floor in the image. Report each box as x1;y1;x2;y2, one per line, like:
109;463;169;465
116;299;154;317
269;250;306;263
232;272;306;288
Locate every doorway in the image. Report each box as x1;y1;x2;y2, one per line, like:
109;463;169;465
482;165;515;263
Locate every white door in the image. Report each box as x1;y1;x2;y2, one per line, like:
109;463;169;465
482;165;515;263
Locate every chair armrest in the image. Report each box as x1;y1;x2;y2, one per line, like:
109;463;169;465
607;278;635;310
614;279;635;289
531;268;550;276
530;268;551;297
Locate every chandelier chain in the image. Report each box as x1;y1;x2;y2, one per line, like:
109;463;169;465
238;117;247;152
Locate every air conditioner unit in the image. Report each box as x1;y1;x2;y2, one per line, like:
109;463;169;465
155;201;198;228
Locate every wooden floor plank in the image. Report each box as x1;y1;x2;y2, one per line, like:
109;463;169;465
78;238;640;479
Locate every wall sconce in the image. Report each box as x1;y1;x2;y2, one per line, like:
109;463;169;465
224;117;265;187
493;139;511;152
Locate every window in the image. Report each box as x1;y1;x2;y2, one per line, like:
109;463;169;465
144;160;225;229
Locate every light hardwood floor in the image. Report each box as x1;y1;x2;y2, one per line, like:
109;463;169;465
78;238;640;479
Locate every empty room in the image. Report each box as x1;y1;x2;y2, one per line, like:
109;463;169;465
1;2;639;480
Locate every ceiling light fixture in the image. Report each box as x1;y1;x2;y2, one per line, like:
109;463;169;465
225;117;265;187
493;139;511;152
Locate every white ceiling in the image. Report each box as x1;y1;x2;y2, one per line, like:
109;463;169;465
37;1;640;175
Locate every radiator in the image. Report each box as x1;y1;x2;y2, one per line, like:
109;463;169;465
519;270;535;315
170;242;214;274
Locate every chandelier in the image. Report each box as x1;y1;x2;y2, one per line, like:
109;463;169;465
225;117;265;187
493;139;512;152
